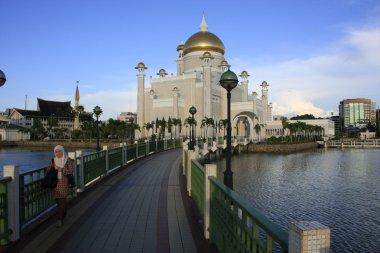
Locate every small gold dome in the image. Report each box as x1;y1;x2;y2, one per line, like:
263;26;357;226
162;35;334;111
183;31;225;55
240;70;250;77
135;62;147;69
176;43;184;51
157;69;168;77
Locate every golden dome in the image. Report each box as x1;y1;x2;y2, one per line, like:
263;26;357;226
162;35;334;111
183;16;225;55
183;31;225;55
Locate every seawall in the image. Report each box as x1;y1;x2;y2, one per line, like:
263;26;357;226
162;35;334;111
0;140;121;149
244;142;319;153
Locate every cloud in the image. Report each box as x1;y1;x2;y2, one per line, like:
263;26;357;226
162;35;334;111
233;26;380;118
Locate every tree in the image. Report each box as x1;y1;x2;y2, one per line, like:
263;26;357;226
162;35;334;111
281;117;289;136
290;114;316;120
254;123;264;141
30;118;46;140
143;122;154;138
172;118;181;138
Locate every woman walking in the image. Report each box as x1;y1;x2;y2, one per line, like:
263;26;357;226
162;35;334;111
47;145;74;227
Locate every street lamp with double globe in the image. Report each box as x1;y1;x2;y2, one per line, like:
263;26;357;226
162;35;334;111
0;70;6;87
219;68;238;190
188;106;197;150
93;106;103;152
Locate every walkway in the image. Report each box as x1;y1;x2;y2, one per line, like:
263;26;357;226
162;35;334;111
6;149;205;253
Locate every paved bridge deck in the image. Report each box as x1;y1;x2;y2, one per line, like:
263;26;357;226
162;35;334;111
6;149;209;253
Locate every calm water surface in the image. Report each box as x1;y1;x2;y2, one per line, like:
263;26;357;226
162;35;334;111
2;147;379;252
0;147;94;175
214;148;380;253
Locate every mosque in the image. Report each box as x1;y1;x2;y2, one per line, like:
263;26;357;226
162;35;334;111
135;16;273;140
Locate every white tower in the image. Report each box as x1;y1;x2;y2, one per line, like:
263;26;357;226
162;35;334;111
135;62;147;138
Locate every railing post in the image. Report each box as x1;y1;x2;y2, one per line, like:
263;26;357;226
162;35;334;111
120;143;125;164
68;152;78;197
146;140;149;155
182;146;188;175
3;165;20;242
76;150;85;192
204;164;216;239
103;146;109;174
289;221;330;253
187;150;196;196
136;143;138;158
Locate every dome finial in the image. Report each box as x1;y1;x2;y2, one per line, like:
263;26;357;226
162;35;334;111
200;15;208;32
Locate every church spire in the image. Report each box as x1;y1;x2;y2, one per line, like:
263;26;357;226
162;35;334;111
74;81;80;130
200;15;208;32
75;81;80;101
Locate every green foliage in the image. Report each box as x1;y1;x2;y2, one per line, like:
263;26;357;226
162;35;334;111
290;114;316;120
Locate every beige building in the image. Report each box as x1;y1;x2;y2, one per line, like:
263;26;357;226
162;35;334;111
136;16;273;140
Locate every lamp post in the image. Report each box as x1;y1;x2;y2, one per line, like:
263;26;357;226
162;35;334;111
93;106;103;152
219;68;238;189
0;70;6;87
188;106;197;150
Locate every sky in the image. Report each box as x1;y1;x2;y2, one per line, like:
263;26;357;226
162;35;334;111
1;0;379;121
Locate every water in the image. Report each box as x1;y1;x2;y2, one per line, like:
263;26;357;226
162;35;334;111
2;147;379;251
214;148;380;253
0;147;94;176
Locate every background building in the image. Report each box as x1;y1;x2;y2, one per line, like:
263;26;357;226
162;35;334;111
339;98;376;131
136;16;272;140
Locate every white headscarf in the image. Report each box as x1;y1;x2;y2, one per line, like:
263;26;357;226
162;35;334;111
54;145;68;169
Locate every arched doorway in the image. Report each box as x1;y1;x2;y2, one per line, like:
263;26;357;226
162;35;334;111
232;112;258;141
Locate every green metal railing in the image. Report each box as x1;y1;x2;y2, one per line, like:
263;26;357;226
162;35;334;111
0;177;11;245
108;147;123;170
157;140;165;151
191;160;204;216
137;143;146;158
127;145;137;161
209;177;288;253
19;168;55;227
83;151;107;184
149;141;156;153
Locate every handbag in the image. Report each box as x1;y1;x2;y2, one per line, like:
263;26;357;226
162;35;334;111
42;168;58;188
67;174;76;188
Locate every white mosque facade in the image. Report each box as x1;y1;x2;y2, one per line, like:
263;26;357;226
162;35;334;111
135;17;334;140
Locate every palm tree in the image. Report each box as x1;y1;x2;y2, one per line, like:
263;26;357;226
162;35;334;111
172;118;181;138
143;122;154;138
219;119;228;139
254;123;264;141
281;117;289;137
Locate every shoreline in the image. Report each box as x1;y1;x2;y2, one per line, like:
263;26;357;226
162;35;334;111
0;140;121;150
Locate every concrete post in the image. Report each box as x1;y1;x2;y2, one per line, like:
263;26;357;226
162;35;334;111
289;221;330;253
103;146;109;174
187;150;196;196
120;143;125;164
76;150;85;192
204;164;216;239
68;152;78;197
3;165;20;242
182;146;188;175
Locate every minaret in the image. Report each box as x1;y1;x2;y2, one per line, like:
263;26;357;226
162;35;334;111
201;51;214;119
135;62;147;138
74;81;80;129
239;71;250;102
261;81;269;122
176;42;184;75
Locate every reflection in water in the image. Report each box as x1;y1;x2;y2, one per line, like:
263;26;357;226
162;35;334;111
214;148;380;253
